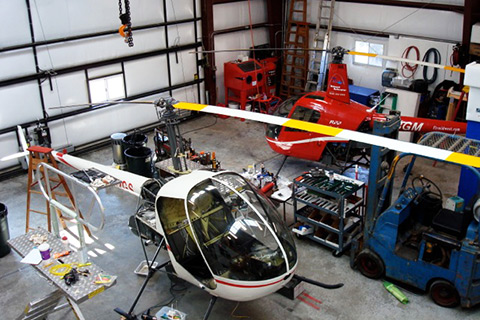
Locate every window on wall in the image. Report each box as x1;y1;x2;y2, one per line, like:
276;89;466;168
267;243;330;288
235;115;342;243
88;73;125;103
353;40;384;67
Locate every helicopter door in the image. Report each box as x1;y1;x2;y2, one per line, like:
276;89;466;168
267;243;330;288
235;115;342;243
157;197;216;289
282;105;323;160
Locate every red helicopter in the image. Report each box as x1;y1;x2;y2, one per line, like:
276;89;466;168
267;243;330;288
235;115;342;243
265;47;466;165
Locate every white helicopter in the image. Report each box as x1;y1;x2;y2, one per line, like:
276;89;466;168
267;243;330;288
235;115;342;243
10;98;343;320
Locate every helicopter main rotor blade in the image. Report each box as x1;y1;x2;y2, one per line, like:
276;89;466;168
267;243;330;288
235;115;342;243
346;51;465;73
0;151;29;162
192;48;328;54
49;100;155;110
173;101;479;168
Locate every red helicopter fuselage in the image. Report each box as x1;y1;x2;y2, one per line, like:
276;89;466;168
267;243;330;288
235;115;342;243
266;63;466;162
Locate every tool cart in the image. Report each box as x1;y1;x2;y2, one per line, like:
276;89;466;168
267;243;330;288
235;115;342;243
292;169;365;256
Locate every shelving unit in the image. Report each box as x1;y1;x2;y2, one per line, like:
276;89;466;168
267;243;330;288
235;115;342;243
292;171;365;256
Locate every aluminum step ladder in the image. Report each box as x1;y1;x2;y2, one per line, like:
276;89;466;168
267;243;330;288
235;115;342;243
305;0;336;92
279;0;310;98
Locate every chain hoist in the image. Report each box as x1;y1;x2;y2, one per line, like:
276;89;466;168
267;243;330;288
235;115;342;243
118;0;134;47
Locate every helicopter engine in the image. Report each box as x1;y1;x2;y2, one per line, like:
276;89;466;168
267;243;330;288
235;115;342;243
128;179;165;246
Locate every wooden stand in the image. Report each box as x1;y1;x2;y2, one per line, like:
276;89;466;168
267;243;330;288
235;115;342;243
25;146;90;236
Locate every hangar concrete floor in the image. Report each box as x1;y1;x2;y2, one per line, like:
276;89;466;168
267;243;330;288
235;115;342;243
0;114;479;320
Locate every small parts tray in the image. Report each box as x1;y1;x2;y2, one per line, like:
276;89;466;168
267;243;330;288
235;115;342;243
70;168;120;190
134;260;159;276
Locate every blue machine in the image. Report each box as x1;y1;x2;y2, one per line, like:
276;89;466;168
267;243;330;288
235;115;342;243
351;117;480;308
348;85;379;107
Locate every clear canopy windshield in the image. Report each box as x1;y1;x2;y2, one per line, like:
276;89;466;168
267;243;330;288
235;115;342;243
186;172;296;281
266;96;301;139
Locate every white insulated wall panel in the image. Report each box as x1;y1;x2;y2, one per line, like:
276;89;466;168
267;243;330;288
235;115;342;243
48;101;159;149
169;50;198;86
168;22;196;46
330;2;462;42
0;0;200;172
41;72;89;116
35;29;166;71
124;55;170;96
166;0;195;20
172;85;201;105
0;49;37;81
213;1;267;30
30;0;164;40
88;64;123;79
0;82;43;128
0;0;31;46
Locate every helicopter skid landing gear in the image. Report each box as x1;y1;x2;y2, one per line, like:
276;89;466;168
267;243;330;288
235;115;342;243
114;238;169;319
292;274;344;289
203;296;218;320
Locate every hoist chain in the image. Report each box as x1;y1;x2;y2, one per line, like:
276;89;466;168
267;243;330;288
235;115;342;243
118;0;134;47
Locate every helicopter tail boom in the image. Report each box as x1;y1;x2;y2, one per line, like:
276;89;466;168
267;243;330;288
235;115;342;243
371;114;467;134
51;150;150;196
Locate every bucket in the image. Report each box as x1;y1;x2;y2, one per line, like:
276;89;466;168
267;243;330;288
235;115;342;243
228;102;240;109
0;203;11;258
124;147;153;177
111;133;127;164
122;132;148;149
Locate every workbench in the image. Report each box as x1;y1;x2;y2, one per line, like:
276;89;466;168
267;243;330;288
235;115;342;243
269;187;293;223
8;228;115;320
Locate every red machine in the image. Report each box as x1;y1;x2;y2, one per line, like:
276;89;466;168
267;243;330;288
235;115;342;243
259;57;278;97
224;58;278;110
265;48;466;164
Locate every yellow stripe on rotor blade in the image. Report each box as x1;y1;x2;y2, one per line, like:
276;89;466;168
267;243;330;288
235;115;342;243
445;153;480;168
174;101;208;111
347;51;377;57
284;119;343;137
444;66;465;73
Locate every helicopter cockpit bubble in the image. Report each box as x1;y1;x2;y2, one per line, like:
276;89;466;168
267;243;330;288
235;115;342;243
156;170;297;301
187;172;297;281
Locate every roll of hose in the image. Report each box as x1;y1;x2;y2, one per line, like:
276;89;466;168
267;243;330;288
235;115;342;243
401;46;420;78
49;264;72;277
422;48;441;84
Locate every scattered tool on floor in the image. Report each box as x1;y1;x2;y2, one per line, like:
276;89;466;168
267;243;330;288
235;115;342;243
383;281;409;304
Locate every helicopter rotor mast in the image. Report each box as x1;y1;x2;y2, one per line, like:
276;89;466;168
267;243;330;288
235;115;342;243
154;97;189;173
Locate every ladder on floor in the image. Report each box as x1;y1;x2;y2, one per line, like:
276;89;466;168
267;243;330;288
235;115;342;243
305;0;336;92
279;0;310;98
25;146;90;236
